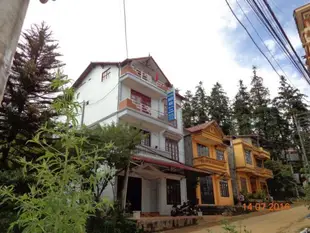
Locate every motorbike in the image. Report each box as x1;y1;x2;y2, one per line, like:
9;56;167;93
171;200;200;216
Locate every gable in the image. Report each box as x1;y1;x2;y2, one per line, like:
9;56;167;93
202;121;224;139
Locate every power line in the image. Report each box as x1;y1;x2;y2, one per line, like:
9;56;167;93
88;83;119;106
224;0;281;77
235;0;288;78
123;0;129;58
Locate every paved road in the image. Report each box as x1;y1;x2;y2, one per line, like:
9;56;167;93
198;205;310;233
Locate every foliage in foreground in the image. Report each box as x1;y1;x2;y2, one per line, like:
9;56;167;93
0;75;113;233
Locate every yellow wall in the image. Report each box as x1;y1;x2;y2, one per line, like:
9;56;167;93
191;123;234;206
237;172;268;194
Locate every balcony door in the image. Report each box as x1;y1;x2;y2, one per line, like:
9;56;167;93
131;89;151;114
200;176;215;204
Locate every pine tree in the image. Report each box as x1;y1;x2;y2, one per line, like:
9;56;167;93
192;81;208;125
207;82;232;135
182;90;194;128
250;66;271;141
0;22;65;168
233;80;252;135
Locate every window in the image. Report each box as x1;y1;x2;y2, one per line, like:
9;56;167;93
140;130;151;147
216;150;225;161
101;68;111;81
197;144;209;156
165;138;179;161
256;159;263;168
244;149;252;164
240;177;248;192
131;90;151;114
220;180;229;197
166;179;181;205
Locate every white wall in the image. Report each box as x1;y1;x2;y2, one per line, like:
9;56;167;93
120;83;131;101
75;65;119;126
142;179;151;212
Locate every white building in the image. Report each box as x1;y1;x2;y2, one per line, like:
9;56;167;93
73;56;207;215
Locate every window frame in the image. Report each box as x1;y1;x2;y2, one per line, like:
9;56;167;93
216;149;225;161
244;149;253;165
165;138;179;161
219;180;229;197
197;144;209;157
256;159;263;168
166;179;181;205
101;68;111;81
140;130;151;147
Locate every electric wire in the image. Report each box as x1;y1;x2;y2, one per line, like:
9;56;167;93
224;0;281;77
123;0;129;58
87;83;119;106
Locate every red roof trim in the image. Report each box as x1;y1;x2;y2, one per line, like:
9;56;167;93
132;155;211;174
186;120;224;137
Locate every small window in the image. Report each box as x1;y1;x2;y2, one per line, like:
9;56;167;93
216;150;225;161
240;177;248;192
197;144;209;157
220;180;229;197
166;179;181;205
256;159;263;168
165;138;179;161
245;149;252;165
101;68;111;81
140;130;151;147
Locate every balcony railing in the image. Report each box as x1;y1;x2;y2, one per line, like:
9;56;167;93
193;156;226;170
119;98;177;128
135;145;173;160
254;167;273;178
121;65;169;92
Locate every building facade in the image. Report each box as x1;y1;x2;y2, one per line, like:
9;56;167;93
184;121;234;207
230;137;273;195
73;56;207;215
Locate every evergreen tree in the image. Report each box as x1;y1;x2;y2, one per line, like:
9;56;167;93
0;22;65;168
250;66;271;141
233;80;252;135
207;82;232;135
182;90;194;128
192;81;208;125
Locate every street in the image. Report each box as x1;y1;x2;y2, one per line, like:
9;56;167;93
166;205;310;233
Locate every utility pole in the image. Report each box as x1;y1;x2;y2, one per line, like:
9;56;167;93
0;0;55;103
0;0;30;103
80;101;86;127
293;115;310;180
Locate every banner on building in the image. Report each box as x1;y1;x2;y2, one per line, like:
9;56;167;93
167;89;176;121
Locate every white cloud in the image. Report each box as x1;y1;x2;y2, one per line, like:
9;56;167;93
23;0;308;102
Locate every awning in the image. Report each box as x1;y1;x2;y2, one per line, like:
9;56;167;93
132;155;211;175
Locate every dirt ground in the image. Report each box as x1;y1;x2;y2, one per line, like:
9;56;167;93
164;204;310;233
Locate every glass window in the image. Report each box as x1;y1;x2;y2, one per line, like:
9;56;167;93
166;179;181;205
240;177;248;192
256;159;263;168
216;150;225;160
220;180;229;197
140;130;151;147
197;144;209;156
165;138;179;161
101;68;111;81
245;149;252;165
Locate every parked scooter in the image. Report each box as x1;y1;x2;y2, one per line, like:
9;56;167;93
171;200;200;216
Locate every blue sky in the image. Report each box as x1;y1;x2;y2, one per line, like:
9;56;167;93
24;0;309;100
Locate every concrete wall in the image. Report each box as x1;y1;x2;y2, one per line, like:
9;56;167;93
184;135;193;166
0;0;30;103
75;65;119;126
227;146;239;200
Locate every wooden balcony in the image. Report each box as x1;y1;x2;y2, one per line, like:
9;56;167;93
193;156;226;173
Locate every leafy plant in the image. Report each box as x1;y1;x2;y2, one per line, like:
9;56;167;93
0;73;113;233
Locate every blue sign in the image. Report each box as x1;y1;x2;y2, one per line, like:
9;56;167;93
167;89;176;121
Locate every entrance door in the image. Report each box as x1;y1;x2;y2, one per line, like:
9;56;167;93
117;176;142;211
250;177;257;193
200;176;215;204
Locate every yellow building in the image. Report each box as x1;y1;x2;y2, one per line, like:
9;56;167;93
185;121;234;206
231;137;273;194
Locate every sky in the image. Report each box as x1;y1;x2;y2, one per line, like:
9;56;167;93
23;0;310;100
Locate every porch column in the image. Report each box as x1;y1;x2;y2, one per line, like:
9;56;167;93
180;178;187;203
0;0;30;102
158;178;167;215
